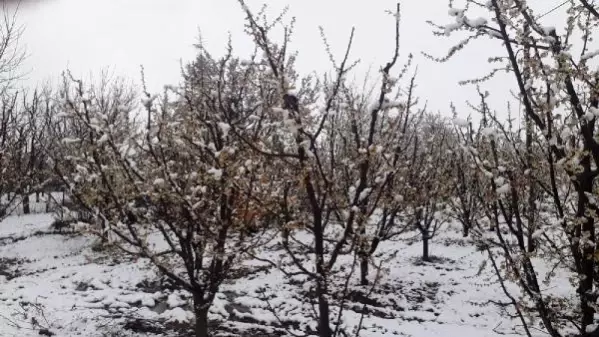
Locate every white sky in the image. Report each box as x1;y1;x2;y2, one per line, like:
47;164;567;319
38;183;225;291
8;0;573;122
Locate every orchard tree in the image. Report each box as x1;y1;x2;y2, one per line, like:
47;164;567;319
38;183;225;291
430;0;599;335
0;6;29;218
50;53;275;337
48;71;139;233
0;92;29;216
448;110;483;237
233;2;419;335
14;88;56;213
404;113;453;261
346;72;424;285
457;90;561;337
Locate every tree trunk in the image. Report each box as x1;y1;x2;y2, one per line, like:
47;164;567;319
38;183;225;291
422;235;430;262
579;198;596;331
359;254;369;286
22;192;30;215
527;234;536;253
100;218;108;243
576;158;597;332
462;222;469;237
581;326;599;337
35;191;40;203
193;293;209;337
316;280;332;337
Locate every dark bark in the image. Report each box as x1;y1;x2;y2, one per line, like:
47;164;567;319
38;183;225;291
22;192;30;214
576;167;596;331
316;279;332;337
314;215;332;337
359;254;369;286
485;2;599;335
422;234;430;262
99;218;108;243
462;221;470;237
193;292;210;337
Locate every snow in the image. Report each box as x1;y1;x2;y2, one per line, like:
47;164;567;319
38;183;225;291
61;137;81;144
448;8;465;17
217;122;231;138
167;292;187;308
0;213;55;238
496;183;510;195
452;117;469;127
581;50;599;61
162;307;194;323
141;95;157;109
0;211;580;336
466;17;487;27
584;111;595;122
444;22;463;36
208;167;223;180
481;127;497;138
97;133;109;144
541;26;556;35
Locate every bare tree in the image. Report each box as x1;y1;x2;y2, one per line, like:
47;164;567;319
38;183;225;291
0;5;28;218
50;48;278;337
448;109;483;237
47;71;139;231
0;4;25;90
404;113;453;261
233;2;417;335
428;0;599;334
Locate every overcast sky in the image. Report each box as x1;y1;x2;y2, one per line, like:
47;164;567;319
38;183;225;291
6;0;572;122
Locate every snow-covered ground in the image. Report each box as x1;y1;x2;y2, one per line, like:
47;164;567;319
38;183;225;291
0;213;566;336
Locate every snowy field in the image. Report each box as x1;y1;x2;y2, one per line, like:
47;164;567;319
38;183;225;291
0;212;568;337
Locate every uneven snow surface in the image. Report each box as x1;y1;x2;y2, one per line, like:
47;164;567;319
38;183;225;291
0;213;559;336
